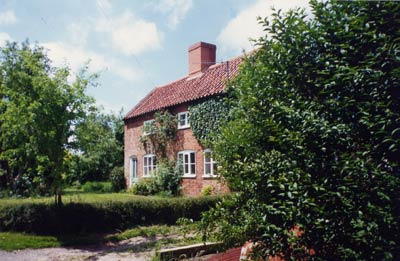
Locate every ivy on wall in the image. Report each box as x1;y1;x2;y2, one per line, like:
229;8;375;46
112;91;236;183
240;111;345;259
188;96;230;147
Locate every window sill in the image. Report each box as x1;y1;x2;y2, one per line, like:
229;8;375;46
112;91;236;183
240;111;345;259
202;175;218;179
182;175;196;179
178;126;190;130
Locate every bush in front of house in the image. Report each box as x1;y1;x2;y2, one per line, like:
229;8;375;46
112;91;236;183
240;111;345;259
0;196;221;234
109;166;126;192
130;178;155;196
131;160;183;197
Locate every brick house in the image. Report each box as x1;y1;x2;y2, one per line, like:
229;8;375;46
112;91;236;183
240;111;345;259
123;42;242;196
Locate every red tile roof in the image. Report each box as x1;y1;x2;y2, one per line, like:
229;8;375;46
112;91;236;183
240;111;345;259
124;56;243;120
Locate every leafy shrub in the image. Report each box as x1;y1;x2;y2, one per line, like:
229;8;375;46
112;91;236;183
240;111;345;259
0;196;221;235
201;186;213;196
130;178;155;196
152;160;182;196
109;166;126;192
203;1;400;260
82;181;113;193
131;160;182;196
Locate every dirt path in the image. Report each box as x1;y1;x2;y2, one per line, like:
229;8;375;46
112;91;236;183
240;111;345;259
0;236;163;261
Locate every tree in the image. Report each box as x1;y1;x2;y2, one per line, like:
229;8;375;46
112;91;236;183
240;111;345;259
0;41;95;203
202;1;400;259
68;109;124;183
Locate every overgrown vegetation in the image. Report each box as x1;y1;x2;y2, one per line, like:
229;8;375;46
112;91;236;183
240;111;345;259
140;111;178;158
188;96;230;146
137;111;183;196
202;1;400;260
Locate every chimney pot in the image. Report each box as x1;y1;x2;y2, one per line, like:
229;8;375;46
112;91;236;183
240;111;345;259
188;42;216;77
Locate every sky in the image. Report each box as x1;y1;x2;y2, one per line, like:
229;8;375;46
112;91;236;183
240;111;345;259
0;0;310;115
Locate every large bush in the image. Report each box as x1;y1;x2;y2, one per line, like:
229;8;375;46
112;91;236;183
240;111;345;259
202;1;400;260
109;166;126;192
0;196;221;234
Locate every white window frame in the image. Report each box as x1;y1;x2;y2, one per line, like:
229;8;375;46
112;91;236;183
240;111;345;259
129;156;138;186
177;150;196;177
177;111;190;129
203;149;218;177
143;119;155;135
143;154;156;177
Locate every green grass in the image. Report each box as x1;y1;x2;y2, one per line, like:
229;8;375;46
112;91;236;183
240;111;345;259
0;224;203;251
0;192;167;207
105;225;178;242
0;232;60;251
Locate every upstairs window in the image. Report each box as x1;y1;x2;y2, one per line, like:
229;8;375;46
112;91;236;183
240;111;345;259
178;150;196;177
178;111;190;129
143;119;155;135
143;154;156;177
204;149;217;177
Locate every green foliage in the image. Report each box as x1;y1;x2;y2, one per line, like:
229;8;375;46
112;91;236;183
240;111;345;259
188;96;230;146
152;160;183;196
0;232;59;251
0;196;221;235
140;111;177;158
81;181;113;193
203;1;400;260
0;41;95;201
130;160;183;196
68;110;124;184
130;178;155;196
200;186;213;197
109;166;126;192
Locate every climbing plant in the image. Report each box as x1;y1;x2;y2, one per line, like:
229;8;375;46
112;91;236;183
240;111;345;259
138;111;182;196
140;111;178;159
188;96;231;147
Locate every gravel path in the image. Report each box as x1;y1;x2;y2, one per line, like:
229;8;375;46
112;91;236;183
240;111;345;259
0;236;161;261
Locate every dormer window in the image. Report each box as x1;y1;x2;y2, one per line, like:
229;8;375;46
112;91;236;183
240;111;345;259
143;120;155;135
178;111;190;129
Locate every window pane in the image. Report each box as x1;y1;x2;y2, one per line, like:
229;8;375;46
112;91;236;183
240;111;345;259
190;152;195;163
213;163;217;175
185;164;189;174
205;163;211;174
191;164;195;174
185;154;189;163
204;152;210;163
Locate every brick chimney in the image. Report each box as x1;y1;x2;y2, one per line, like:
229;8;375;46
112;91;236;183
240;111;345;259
188;42;216;77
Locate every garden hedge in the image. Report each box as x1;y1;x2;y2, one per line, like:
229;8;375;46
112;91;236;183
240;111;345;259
0;196;221;234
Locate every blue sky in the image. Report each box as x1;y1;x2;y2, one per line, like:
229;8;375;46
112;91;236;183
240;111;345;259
0;0;309;114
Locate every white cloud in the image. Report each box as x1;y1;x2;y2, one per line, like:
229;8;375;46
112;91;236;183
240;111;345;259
43;42;143;82
96;11;163;56
156;0;193;29
0;32;12;47
0;10;17;25
67;22;90;47
96;0;113;14
217;0;310;55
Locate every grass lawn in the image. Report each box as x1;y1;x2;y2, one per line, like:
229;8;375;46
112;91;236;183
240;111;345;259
0;232;60;251
0;224;202;251
0;192;168;207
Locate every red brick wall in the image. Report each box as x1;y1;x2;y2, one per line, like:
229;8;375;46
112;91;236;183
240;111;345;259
124;103;229;196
